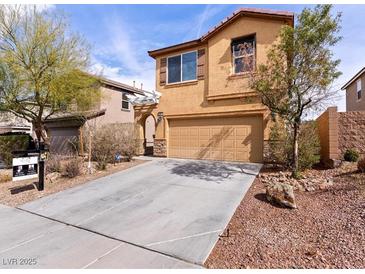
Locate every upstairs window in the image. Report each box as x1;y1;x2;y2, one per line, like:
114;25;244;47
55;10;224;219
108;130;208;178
167;51;197;84
122;93;129;110
357;79;362;100
232;35;256;74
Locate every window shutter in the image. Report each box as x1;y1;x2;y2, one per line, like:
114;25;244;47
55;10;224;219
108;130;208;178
197;49;206;80
160;58;167;85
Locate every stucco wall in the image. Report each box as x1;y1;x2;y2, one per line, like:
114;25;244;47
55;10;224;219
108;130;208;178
316;107;339;164
95;86;135;125
139;15;288;146
346;73;365;111
207;16;284;98
153;15;286;118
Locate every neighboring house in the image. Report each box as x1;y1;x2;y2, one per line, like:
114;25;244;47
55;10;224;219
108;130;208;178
0;112;32;134
134;8;294;163
316;67;365;166
0;77;147;154
342;67;365;111
46;77;147;154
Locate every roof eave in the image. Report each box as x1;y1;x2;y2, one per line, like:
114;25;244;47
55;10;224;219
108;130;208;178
148;39;201;59
341;67;365;90
100;78;146;95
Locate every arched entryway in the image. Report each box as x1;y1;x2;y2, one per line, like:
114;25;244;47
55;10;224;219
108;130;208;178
144;114;156;155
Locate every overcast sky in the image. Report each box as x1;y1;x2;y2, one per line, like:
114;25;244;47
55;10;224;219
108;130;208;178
52;4;365;113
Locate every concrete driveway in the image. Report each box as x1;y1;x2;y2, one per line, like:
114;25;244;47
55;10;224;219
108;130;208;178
0;158;261;268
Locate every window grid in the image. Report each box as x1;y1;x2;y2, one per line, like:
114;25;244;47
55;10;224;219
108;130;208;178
232;36;256;74
122;93;129;110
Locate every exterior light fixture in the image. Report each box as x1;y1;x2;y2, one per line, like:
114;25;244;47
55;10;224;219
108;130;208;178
157;112;164;123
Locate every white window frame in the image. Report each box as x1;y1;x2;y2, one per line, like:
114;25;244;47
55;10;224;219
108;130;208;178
357;79;362;101
232;36;256;75
121;92;130;111
166;50;197;84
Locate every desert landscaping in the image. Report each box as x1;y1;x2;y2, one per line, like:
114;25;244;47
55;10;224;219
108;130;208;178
205;162;365;268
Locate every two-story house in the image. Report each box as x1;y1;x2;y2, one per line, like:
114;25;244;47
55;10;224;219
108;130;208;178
45;77;148;154
342;67;365;111
134;8;294;163
0;77;147;155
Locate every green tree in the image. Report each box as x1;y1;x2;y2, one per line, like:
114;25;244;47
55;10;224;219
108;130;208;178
251;5;342;177
0;5;101;145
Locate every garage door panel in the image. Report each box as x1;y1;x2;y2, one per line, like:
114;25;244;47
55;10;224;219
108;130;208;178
223;139;234;149
168;116;263;163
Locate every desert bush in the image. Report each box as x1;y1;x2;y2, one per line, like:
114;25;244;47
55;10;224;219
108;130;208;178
0;134;29;167
357;157;365;173
268;120;320;171
344;149;359;162
63;157;82;178
0;171;11;183
267;120;290;165
297;122;321;170
46;154;63;174
84;123;138;170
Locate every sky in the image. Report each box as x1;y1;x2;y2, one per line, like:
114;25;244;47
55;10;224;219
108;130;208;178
49;4;365;113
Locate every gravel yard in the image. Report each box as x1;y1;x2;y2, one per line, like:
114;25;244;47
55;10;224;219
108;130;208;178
0;159;147;207
205;162;365;269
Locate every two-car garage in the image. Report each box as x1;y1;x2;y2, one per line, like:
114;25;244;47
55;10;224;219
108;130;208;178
168;116;263;163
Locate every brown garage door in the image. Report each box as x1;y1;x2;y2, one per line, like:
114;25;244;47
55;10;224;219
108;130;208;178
168;116;263;162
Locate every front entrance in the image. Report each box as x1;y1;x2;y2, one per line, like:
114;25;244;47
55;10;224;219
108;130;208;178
144;115;156;155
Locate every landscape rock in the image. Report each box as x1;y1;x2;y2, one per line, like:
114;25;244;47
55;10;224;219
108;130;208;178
45;172;61;184
266;182;297;209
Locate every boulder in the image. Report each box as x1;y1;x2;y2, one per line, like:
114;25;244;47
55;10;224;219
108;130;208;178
266;182;297;209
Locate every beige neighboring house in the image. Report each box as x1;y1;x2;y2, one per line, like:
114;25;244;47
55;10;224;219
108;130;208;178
1;77;148;154
315;67;365;166
46;77;148;154
134;8;294;163
342;67;365;111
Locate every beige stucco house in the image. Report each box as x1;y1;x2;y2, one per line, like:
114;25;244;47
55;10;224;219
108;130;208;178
135;8;294;163
342;67;365;111
1;77;147;154
46;77;147;154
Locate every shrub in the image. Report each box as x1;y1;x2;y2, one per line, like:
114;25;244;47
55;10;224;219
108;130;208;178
358;157;365;173
46;154;63;174
63;157;82;178
0;134;29;167
267;120;320;171
0;171;11;183
344;149;359;162
297;121;321;170
84;123;138;170
267;120;290;165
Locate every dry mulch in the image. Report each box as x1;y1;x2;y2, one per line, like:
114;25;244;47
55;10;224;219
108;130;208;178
205;162;365;269
0;159;147;207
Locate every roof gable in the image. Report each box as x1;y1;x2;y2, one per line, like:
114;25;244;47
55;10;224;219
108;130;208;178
148;7;294;58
